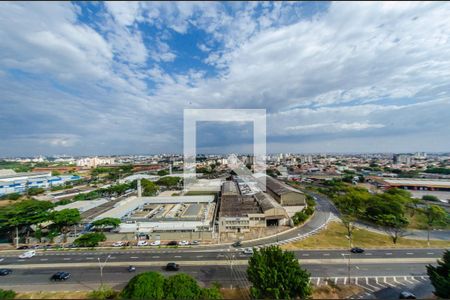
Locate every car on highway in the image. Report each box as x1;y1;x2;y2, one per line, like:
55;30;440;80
19;250;36;259
50;272;71;281
137;240;148;246
167;241;178;246
150;240;161;246
232;241;242;247
191;240;199;245
243;248;254;255
113;241;125;247
165;263;179;271
350;247;365;253
0;269;12;276
399;291;417;299
178;240;189;246
16;245;29;250
127;265;136;272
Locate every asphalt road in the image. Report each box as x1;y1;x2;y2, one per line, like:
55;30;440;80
0;262;434;294
1;248;445;265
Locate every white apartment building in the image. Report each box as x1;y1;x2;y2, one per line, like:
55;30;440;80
76;157;115;168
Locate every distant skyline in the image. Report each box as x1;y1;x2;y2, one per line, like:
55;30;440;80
1;2;450;156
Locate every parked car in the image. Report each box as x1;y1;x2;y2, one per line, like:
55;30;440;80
350;247;365;253
232;241;242;248
399;291;417;299
137;240;148;246
150;240;161;246
16;245;29;250
19;250;36;259
178;240;189;246
243;248;254;255
191;240;200;245
0;269;12;276
113;241;125;247
165;263;179;271
167;241;178;246
50;272;71;281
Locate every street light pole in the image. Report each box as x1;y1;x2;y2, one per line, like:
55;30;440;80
98;254;111;288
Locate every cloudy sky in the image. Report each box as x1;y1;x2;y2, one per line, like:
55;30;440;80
1;1;450;156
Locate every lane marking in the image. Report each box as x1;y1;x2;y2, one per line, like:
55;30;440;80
86;257;94;260
63;258;71;261
130;257;139;259
40;259;48;261
174;256;182;258
152;256;160;259
427;252;434;255
323;253;330;256
406;253;414;255
385;253;392;255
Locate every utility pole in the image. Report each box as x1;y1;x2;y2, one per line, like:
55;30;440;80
98;255;111;288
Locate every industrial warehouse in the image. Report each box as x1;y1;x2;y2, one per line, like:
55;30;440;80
54;176;306;243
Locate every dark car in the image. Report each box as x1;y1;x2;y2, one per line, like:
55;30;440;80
50;272;71;281
350;247;364;253
167;241;178;246
16;245;29;250
232;241;242;248
399;291;417;299
127;265;136;272
0;269;12;276
166;263;179;271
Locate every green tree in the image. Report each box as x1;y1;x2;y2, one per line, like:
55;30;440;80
0;199;54;245
157;169;169;176
377;214;409;244
91;218;121;232
427;250;450;299
121;271;165;300
73;232;106;247
51;170;61;176
51;208;81;243
247;246;312;300
141;179;158;196
164;273;202;300
421;205;448;246
422;195;440;202
0;288;16;300
27;186;45;196
156;176;182;188
0;193;21;200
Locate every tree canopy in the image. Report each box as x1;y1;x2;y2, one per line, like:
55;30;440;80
120;272;221;300
427;250;450;298
121;272;166;300
91;217;121;232
141;179;158;196
247;246;312;300
156;176;182;188
51;208;81;242
73;232;106;247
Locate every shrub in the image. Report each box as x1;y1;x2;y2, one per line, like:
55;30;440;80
293;211;308;225
73;232;106;247
422;195;439;202
304;206;314;216
0;289;16;300
88;286;118;299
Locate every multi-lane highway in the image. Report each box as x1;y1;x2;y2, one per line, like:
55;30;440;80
0;248;445;265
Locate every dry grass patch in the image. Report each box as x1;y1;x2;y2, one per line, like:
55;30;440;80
15;291;89;299
283;221;450;250
313;283;363;299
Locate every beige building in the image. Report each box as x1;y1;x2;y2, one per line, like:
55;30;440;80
218;181;289;240
264;176;306;206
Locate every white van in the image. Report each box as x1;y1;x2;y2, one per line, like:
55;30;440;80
137;240;148;246
19;250;36;259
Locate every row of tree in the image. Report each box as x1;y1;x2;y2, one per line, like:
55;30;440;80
320;181;449;244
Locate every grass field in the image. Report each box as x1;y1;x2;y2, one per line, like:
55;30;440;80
282;221;450;250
